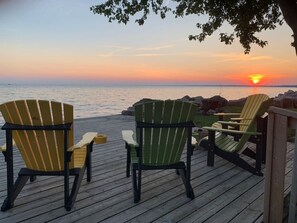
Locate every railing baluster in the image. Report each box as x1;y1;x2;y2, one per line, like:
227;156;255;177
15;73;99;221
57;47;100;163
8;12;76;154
288;129;297;223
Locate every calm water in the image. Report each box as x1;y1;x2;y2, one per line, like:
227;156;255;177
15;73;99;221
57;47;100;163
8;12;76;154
0;84;296;121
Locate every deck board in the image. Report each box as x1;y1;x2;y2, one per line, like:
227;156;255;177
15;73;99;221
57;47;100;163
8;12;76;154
0;114;294;223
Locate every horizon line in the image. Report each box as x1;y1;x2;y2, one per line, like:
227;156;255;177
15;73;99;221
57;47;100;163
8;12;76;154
1;83;297;88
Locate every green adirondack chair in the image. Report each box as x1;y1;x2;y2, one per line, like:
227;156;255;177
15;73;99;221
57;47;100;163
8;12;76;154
122;100;197;202
0;100;107;211
199;94;272;176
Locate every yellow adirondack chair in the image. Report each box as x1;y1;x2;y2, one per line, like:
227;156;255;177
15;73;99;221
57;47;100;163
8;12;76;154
0;100;107;211
198;94;272;176
214;94;271;131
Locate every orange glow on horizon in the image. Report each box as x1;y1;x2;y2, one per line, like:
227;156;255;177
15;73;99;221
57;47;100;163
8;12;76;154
249;74;264;85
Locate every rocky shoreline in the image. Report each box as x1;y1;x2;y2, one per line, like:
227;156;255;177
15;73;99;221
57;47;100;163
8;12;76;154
122;90;297;116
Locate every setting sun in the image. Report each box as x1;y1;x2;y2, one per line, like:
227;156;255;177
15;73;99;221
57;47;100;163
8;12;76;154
249;74;264;85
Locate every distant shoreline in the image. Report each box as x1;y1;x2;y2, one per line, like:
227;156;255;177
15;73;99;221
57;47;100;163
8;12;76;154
1;83;297;88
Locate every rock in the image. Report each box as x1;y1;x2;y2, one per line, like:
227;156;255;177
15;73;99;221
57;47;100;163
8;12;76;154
282;98;294;108
122;98;160;116
273;90;297;108
121;106;134;116
180;95;192;102
207;109;216;115
201;95;228;113
272;98;283;107
227;97;247;106
133;98;157;106
122;91;297;116
293;98;297;108
193;96;203;106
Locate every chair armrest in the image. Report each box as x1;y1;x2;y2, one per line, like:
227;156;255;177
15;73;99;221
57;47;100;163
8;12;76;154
0;144;6;152
214;113;241;116
68;132;106;152
0;140;16;152
230;117;252;121
191;136;198;145
202;126;262;136
122;130;139;147
217;121;249;126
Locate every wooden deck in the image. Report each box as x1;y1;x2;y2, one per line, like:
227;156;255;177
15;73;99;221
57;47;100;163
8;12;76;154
0;115;294;223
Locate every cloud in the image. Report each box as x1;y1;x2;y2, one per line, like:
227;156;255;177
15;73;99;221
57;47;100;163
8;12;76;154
96;45;132;58
96;43;177;58
249;56;272;60
132;53;173;57
137;44;175;51
210;53;272;62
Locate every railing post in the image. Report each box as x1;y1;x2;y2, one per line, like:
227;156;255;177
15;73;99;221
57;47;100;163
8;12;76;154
264;111;288;223
288;126;297;223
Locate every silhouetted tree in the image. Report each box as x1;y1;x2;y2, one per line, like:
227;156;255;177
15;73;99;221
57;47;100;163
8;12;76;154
91;0;297;56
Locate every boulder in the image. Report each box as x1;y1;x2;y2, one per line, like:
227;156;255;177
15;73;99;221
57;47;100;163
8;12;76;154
273;90;297;108
180;95;192;102
193;96;203;106
133;98;157;106
122;98;161;116
121;106;134;116
201;95;228;113
282;98;294;108
227;97;247;106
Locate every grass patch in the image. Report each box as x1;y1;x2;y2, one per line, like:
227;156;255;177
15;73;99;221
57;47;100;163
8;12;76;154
194;114;219;128
194;105;244;128
222;105;243;113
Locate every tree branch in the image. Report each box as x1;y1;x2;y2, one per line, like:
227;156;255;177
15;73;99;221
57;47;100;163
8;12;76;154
278;0;297;55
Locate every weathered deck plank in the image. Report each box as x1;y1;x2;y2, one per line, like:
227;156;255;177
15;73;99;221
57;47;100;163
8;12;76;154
0;115;294;223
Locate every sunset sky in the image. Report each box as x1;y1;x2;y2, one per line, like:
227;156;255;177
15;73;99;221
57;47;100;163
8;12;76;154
0;0;296;86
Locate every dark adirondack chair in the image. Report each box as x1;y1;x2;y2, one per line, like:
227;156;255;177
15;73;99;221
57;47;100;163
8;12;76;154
122;100;197;202
0;100;107;211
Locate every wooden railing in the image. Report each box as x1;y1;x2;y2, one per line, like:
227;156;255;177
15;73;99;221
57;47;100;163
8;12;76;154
264;106;297;223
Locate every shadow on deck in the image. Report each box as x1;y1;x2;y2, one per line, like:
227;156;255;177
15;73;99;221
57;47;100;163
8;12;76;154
0;115;294;223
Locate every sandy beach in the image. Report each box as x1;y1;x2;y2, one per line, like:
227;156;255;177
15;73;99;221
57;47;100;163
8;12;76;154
0;114;135;146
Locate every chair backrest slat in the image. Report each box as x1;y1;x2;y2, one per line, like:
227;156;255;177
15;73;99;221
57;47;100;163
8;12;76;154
39;100;62;170
26;100;52;170
51;101;65;170
150;101;163;164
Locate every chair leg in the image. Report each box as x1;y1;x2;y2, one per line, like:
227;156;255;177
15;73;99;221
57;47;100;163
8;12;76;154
255;138;263;173
126;144;131;177
199;139;214;166
236;157;263;176
1;175;30;211
65;166;86;211
207;146;215;167
179;168;195;199
86;144;92;182
132;167;141;203
216;149;263;176
30;176;36;182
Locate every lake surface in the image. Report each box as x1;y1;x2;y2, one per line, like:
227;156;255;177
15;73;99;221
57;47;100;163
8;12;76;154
0;84;296;120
